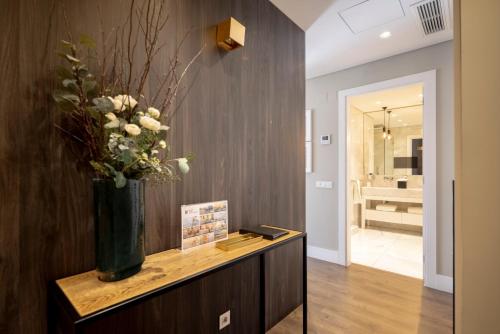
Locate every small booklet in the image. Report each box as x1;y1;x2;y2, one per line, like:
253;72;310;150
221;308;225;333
239;226;289;240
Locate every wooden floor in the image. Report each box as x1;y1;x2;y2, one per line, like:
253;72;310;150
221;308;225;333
268;258;453;334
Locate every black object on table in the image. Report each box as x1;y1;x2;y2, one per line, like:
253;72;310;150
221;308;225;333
239;225;290;240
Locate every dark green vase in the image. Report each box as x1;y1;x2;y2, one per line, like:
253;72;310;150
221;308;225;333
93;179;145;282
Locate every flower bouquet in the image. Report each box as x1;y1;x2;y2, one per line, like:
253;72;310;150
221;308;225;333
53;1;202;281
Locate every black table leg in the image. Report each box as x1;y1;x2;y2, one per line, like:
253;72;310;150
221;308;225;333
303;235;308;334
260;253;266;334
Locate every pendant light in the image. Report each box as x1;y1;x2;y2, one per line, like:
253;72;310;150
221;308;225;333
387;110;392;140
382;107;387;138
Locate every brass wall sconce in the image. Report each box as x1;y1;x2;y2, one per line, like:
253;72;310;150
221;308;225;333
217;17;246;51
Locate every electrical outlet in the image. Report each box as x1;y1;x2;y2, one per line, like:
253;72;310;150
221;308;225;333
219;310;230;330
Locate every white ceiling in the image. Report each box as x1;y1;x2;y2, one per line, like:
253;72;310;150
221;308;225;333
270;0;454;78
349;83;423;127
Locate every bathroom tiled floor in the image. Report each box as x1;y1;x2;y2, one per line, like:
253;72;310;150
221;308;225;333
351;226;423;279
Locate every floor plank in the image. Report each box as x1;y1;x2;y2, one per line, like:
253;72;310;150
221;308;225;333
268;258;453;334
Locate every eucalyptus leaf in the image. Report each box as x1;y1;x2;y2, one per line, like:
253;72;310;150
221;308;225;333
61;40;76;51
86;107;102;120
56;66;73;79
53;90;79;105
65;54;80;64
77;65;89;78
92;97;114;113
62;79;78;92
79;34;96;49
114;172;127;188
83;80;97;95
120;150;134;165
104;163;117;174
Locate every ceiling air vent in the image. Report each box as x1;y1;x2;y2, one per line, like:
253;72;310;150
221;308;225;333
411;0;447;35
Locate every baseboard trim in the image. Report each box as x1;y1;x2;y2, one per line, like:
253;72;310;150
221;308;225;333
308;246;453;294
307;246;342;265
434;274;454;294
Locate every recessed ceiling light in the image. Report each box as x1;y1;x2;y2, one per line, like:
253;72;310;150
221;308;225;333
419;93;423;98
397;119;402;122
376;101;382;105
379;31;392;39
404;123;408;126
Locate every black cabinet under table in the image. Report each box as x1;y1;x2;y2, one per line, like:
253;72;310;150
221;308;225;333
50;228;307;333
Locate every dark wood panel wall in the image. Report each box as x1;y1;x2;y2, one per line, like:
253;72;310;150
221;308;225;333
0;0;305;333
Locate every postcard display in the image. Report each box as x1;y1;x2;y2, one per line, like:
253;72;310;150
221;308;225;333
181;201;229;250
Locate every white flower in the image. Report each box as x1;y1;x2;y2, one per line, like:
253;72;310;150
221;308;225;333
147;107;160;119
108;96;125;112
124;124;141;136
158;140;167;149
136;111;144;116
142;153;148;159
160;125;170;131
105;112;117;121
151;149;159;155
177;158;190;174
139;116;161;131
104;119;120;129
114;94;138;109
118;144;129;151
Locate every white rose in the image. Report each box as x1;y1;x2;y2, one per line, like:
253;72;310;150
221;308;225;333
151;149;159;155
142;153;148;159
139;116;161;131
158;140;167;149
147;107;160;119
105;112;117;121
159;125;170;131
108;96;125;112
104;119;120;129
124;124;141;136
115;94;138;109
177;158;190;174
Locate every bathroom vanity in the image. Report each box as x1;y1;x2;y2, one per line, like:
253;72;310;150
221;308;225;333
361;187;423;228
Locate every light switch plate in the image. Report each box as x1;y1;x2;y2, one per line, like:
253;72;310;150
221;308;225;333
219;310;230;330
315;181;333;189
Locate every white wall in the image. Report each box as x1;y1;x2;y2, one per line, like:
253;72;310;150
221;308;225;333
306;41;454;276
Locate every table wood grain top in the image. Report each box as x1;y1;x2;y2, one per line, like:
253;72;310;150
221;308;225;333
56;227;304;317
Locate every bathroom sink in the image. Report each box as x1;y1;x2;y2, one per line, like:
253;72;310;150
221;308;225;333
362;187;422;199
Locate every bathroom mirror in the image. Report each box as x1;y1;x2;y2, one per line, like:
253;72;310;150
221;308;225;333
363;106;423;176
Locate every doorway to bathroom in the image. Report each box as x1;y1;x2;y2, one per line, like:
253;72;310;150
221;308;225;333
348;84;424;279
338;71;440;290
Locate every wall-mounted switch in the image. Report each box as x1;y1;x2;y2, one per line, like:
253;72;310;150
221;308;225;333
219;310;230;330
315;181;333;189
320;135;331;145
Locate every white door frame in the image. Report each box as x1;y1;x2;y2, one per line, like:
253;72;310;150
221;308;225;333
337;70;439;290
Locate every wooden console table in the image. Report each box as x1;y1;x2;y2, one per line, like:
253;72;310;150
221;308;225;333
50;227;307;334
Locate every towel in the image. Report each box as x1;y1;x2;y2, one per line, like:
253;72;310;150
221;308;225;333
408;206;423;215
376;204;398;212
352;179;362;204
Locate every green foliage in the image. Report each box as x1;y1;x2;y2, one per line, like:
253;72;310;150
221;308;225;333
83;80;97;95
90;161;110;177
92;97;114;113
53;90;79;111
79;34;96;49
53;34;194;188
65;54;80;64
62;79;78;92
